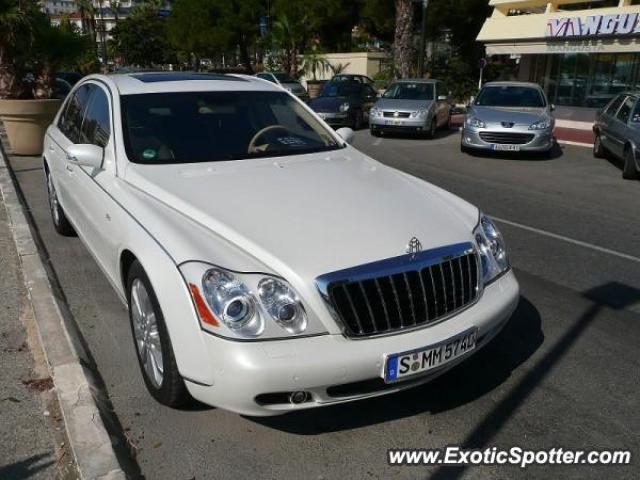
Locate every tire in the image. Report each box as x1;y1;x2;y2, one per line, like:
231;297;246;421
353;110;363;130
370;127;381;137
426;118;437;139
593;133;606;159
127;260;190;407
622;147;639;180
46;168;76;236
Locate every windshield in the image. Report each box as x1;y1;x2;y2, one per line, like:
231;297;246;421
475;85;546;108
320;82;361;97
383;82;434;101
121;91;341;164
273;73;296;83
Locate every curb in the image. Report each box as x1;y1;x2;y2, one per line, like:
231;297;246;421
0;145;126;480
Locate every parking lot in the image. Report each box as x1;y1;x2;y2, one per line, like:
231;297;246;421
7;128;640;479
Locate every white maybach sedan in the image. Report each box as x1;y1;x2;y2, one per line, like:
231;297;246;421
44;72;519;416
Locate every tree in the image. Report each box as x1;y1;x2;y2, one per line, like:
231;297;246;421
269;14;307;77
359;0;395;44
167;0;262;72
394;0;414;78
111;3;174;67
0;0;34;98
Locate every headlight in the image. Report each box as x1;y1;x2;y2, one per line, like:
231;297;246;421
529;119;551;130
370;107;382;117
473;214;509;285
339;102;350;113
466;116;486;128
258;278;307;334
410;109;428;118
203;269;258;332
180;262;326;339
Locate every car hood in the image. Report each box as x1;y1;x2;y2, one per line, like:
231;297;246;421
374;98;434;111
469;105;549;127
310;96;355;112
122;149;478;285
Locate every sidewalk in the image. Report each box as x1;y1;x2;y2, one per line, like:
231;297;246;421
0;187;77;478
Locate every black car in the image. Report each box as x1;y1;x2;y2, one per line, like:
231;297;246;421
309;80;378;129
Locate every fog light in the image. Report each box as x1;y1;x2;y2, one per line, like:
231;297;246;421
289;391;310;404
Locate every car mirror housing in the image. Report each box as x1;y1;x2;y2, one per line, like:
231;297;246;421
335;127;355;145
66;144;104;169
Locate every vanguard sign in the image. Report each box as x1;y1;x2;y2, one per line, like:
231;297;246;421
546;13;640;38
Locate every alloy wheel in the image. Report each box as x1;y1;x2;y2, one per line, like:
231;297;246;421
131;278;164;388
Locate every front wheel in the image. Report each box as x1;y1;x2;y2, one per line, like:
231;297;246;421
622;148;639;180
46;169;76;236
127;261;190;407
593;133;606;159
426;118;437;139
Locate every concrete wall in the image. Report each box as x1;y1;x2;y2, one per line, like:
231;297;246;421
300;52;389;85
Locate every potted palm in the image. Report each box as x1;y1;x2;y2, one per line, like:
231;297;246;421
302;50;329;99
0;2;89;155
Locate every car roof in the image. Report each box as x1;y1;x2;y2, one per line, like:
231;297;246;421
89;72;282;95
393;78;438;84
482;81;542;89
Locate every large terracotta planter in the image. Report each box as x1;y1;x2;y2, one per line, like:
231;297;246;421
306;80;326;99
0;99;62;156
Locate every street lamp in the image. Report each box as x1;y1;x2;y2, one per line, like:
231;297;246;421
417;0;429;78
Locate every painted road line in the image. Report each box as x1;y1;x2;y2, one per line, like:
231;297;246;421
557;140;592;148
493;216;640;264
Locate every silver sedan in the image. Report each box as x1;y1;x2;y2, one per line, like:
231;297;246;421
461;82;555;155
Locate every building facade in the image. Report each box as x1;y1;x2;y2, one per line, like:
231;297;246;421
477;0;640;112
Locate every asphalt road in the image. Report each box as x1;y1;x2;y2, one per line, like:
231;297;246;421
7;128;640;480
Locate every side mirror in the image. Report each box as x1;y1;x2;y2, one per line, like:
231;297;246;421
66;144;104;169
335;127;355;145
550;103;556;112
437;95;448;101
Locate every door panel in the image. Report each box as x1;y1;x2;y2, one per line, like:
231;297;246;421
609;97;634;158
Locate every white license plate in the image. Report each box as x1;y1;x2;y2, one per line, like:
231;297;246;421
385;120;404;126
492;144;520;151
384;329;477;383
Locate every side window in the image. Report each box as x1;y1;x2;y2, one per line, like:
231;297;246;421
80;86;111;147
605;95;625;117
631;98;640;123
58;84;91;143
616;97;634;124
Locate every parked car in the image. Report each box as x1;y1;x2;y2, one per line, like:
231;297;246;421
255;72;309;102
593;92;640;179
369;79;453;138
309;79;378;129
331;73;375;85
44;72;519;416
462;81;555;156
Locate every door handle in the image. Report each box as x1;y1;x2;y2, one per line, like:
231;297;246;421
48;145;55;152
65;164;74;173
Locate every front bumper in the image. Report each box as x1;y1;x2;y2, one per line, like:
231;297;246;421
370;115;429;133
185;269;520;416
316;112;351;127
461;125;554;152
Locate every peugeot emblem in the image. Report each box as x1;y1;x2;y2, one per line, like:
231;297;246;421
406;237;422;257
501;121;514;128
393;111;399;118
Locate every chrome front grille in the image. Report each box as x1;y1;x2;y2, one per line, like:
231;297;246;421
383;111;411;118
316;243;480;338
479;132;535;145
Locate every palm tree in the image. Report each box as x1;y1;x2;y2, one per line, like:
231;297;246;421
0;0;34;98
394;0;414;78
270;14;306;78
